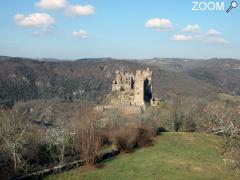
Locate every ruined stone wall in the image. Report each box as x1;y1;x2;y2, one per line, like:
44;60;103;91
112;70;134;92
112;68;153;107
134;70;145;106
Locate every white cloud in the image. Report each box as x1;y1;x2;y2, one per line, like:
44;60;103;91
72;30;88;38
170;24;228;44
65;5;95;16
172;34;193;41
14;13;55;28
145;18;172;30
206;29;221;36
35;0;67;10
182;24;200;33
195;35;229;44
208;38;229;44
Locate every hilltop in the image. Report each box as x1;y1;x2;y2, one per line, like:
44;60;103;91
0;56;240;103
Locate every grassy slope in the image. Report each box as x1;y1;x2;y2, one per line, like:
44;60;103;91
218;93;240;103
46;133;239;180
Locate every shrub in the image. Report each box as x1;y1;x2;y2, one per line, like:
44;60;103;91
156;127;167;135
73;107;103;165
98;131;111;146
111;125;154;152
136;127;153;147
183;118;197;132
111;126;138;153
76;121;101;165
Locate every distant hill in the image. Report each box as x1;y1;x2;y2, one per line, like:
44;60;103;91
0;56;239;102
144;58;240;95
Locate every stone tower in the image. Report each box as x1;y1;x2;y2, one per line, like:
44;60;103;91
134;68;152;106
112;68;153;107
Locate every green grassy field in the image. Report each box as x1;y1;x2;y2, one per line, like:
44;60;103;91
45;132;239;180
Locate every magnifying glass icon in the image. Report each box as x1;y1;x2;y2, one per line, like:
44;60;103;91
226;1;238;13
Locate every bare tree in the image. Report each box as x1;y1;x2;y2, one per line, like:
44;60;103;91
0;109;29;171
203;103;240;135
170;97;184;132
45;123;73;165
74;107;101;165
203;102;240;170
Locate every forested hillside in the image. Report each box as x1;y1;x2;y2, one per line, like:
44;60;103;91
1;56;239;103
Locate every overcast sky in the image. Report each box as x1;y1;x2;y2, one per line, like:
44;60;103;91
0;0;239;59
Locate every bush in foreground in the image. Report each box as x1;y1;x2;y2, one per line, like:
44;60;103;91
111;125;154;153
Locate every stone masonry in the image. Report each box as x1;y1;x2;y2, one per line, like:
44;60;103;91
112;68;154;107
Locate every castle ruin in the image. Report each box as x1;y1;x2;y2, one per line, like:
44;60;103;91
112;68;155;107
